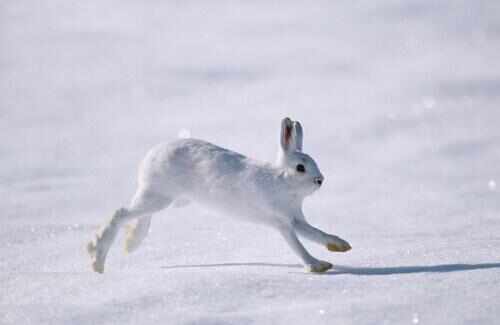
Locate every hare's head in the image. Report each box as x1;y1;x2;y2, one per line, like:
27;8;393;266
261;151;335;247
276;117;324;196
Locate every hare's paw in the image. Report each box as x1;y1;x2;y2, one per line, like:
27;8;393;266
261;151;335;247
124;227;142;253
91;259;105;274
124;216;152;254
87;239;97;258
305;260;333;273
87;239;105;273
326;236;351;252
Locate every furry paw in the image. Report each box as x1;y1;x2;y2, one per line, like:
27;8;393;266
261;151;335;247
91;260;105;274
305;260;333;273
326;237;352;252
87;240;97;258
124;228;141;254
87;239;105;274
124;217;151;254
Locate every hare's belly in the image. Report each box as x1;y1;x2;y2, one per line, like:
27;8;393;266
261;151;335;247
182;176;278;224
195;192;276;224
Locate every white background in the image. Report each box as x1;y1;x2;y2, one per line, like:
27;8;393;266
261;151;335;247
1;1;500;324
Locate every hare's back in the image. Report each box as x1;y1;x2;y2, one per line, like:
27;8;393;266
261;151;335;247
166;138;247;169
140;138;251;192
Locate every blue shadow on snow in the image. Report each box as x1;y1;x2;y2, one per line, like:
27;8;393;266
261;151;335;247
162;262;500;275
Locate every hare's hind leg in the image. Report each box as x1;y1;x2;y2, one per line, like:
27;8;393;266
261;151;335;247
125;197;191;253
124;215;152;253
123;188;166;253
87;189;171;273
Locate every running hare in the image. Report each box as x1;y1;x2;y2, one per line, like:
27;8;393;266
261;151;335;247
88;117;351;273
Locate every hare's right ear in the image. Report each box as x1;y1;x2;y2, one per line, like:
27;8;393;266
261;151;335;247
280;117;294;152
292;121;303;152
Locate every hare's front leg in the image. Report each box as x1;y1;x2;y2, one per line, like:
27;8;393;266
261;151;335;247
278;226;332;273
294;219;351;252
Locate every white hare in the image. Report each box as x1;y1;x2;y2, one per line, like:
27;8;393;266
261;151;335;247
87;117;351;273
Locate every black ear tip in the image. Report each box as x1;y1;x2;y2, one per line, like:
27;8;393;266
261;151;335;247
282;118;294;129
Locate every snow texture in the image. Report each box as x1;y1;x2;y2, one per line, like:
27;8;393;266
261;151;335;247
1;1;500;324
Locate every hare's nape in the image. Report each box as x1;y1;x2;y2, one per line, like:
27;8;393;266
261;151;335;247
87;190;172;273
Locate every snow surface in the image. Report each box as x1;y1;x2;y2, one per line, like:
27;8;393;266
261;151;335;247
1;0;500;324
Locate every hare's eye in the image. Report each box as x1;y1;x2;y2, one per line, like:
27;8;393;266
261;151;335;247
296;164;306;173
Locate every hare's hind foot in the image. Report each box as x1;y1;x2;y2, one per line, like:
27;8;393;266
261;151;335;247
326;236;351;252
88;190;172;273
86;207;131;274
124;215;152;253
306;260;333;273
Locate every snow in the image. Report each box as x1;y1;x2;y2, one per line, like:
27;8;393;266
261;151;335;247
1;0;500;324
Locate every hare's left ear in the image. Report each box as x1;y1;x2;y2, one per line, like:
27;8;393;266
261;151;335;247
280;117;294;152
292;121;303;152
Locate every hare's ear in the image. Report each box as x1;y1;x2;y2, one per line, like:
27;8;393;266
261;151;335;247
292;121;303;152
280;117;294;152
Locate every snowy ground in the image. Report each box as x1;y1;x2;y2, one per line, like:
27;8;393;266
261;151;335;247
2;0;500;324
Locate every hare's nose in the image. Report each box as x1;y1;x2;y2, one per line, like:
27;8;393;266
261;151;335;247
314;177;323;186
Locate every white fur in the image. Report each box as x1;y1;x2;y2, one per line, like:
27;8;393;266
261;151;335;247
87;117;351;273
